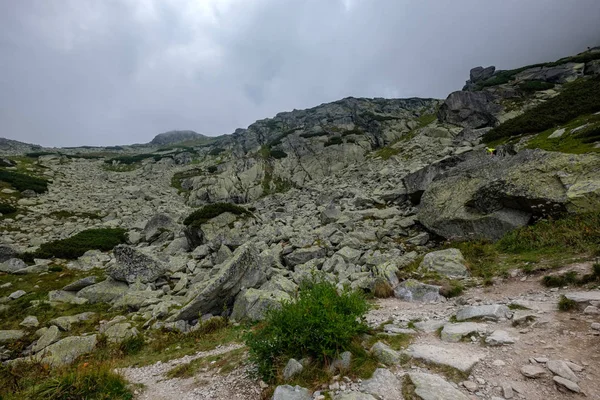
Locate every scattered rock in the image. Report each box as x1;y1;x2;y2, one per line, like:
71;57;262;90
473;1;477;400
282;358;303;381
420;248;469;277
361;368;403;399
407;372;470;400
455;304;510;322
520;365;546;379
108;245;167;284
403;344;484;373
272;385;312;400
370;341;402;365
553;376;581;393
485;330;517;346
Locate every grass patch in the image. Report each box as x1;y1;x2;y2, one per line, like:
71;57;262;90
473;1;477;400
22;228;127;261
183;203;251;229
483;76;600;143
324;136;343;147
49;211;102;220
439;281;464;298
0;169;49;193
0;362;132;400
519;80;555;93
245;280;370;382
524;113;600;154
165;347;246;379
543;263;600;287
374;147;400;160
558;295;578;312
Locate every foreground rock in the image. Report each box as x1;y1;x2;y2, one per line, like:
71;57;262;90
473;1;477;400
455;304;510;322
407;372;470;400
171;243;267;321
420;248;469;277
108;245;168;284
230;288;290;321
403;344;484;373
272;385;311;400
361;368;403;399
35;335;97;367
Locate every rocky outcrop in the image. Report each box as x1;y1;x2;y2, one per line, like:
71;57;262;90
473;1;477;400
108;245;168;284
417;150;600;241
230;288;290;321
171;243;267;321
150;130;206;145
514;62;585;84
437;91;502;128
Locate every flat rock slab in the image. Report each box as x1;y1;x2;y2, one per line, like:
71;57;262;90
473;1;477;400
441;322;488;343
333;393;377;400
564;291;600;304
361;368;403;399
36;335;97;367
520;365;546;378
485;330;517;346
0;330;25;344
553;376;580;393
547;360;579;382
455;304;510;321
414;320;447;333
407;372;470;400
403;344;484;372
272;385;312;400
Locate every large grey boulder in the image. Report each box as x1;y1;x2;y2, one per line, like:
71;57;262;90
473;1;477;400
403;344;484;373
63;276;97;292
171;243;267;321
420;249;469;277
282;358;304;381
76;278;128;304
284;246;327;268
142;213;177;242
440;323;488;343
0;245;18;263
230;288;291;321
35;335;97;367
370;341;401;365
514;62;584;83
272;385;311;400
418;150;600;241
0;258;27;273
361;368;403;399
437;91;501;128
407;372;470;400
470;66;496;82
455;304;510;322
394;279;442;302
108;245;167;284
0;330;24;344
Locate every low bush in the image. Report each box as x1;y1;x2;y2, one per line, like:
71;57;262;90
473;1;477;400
104;153;161;165
245;280;370;382
183;203;251;228
324;137;344;147
483;76;600;142
497;212;600;255
270;149;288;159
519;80;555;93
439;281;464;298
207;165;218;173
558;295;578;312
208;147;225;156
542;271;579;287
373;279;394;298
0;170;49;193
24;228;127;261
119;335;145;356
572;124;600;144
0;203;17;215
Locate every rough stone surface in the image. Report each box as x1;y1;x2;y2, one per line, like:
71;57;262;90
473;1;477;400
420;248;469;277
485;330;516;346
36;335;97;367
282;358;303;381
231;288;290;321
63;276;97;292
547;360;579;382
553;376;581;393
0;258;27;273
455;304;510;321
441;322;488;343
361;368;403;399
394;279;442;302
33;325;61;353
403;344;484;372
520;365;546;378
370;341;401;365
76;279;128;304
407;372;470;400
108;245;167;284
272;385;311;400
0;330;25;343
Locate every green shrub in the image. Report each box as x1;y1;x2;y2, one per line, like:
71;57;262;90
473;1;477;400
542;271;579;287
208;148;225;156
519;80;555;93
25;228;127;260
497;212;600;254
270;149;288;159
119;335;145;356
558;295;578;312
0;170;49;193
25;151;57;158
245;280;370;382
0;203;17;215
105;153;160;165
483;76;600;142
324;137;343;147
183;203;250;229
300;131;329;139
28;364;132;400
207;165;218;173
572;124;600;144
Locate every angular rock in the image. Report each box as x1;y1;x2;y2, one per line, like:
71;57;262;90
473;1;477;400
520;365;546;378
283;358;303;381
108;245;167;284
99;321;138;344
0;330;24;343
32;325;61;353
20;315;39;328
370;341;401;365
437;90;501;129
62;276;97;292
76;279;128;304
0;245;18;263
272;385;311;400
455;304;510;322
485;330;516;346
230;288;290;321
547;360;579;382
333;394;377;400
111;290;162;310
564;291;600;306
361;368;403;399
48;290;89;305
49;312;96;331
336;247;362;264
0;258;27;273
440;322;488;343
284;246;327;268
142;213;177;242
36;335;97;367
8;290;26;300
394;279;442;302
407;372;470;400
420;248;469;277
172;243;267;321
553;376;580;393
403;344;484;373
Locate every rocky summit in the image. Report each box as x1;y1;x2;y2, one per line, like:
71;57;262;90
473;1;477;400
1;47;600;400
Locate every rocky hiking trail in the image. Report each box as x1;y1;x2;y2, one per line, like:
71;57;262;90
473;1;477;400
120;267;600;400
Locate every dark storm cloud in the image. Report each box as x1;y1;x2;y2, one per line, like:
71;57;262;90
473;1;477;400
1;0;599;147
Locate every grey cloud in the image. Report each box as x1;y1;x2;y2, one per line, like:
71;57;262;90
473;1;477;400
0;0;599;147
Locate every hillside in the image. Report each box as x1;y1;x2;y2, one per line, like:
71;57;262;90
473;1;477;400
0;48;599;400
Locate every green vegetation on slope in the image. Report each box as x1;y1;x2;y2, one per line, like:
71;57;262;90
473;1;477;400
483;76;600;143
22;228;127;261
0;170;49;193
524;113;600;154
245;280;370;382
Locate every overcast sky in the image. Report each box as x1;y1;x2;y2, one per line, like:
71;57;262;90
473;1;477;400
1;0;599;147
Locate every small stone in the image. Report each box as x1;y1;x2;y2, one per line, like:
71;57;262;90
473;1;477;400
520;365;546;378
553;376;580;393
534;357;548;363
462;381;478;392
492;359;506;367
9;290;26;300
592;323;600;331
19;315;39;328
502;383;514;399
283;358;304;381
485;330;516;346
547;360;579;382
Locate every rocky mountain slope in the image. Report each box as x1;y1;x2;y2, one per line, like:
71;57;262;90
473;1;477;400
1;47;600;400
